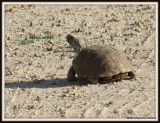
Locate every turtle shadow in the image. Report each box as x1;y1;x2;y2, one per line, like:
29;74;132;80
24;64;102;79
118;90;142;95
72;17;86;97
5;78;89;89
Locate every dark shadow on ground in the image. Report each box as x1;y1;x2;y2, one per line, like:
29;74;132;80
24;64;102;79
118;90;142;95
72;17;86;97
5;78;89;89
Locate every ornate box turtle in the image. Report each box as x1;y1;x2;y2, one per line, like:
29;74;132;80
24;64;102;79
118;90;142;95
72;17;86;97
66;34;135;83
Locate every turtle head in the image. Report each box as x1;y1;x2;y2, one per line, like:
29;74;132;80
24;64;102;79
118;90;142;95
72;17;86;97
66;34;87;53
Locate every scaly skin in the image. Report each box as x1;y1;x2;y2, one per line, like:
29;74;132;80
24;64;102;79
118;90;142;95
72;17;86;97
66;34;87;53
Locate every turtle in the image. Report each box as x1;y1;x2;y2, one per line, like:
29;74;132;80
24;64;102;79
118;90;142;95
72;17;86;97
66;34;135;84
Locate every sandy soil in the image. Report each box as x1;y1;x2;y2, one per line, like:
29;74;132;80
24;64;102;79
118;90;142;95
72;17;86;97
4;4;156;120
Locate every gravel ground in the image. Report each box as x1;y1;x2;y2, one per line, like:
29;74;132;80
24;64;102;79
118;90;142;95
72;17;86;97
4;4;157;120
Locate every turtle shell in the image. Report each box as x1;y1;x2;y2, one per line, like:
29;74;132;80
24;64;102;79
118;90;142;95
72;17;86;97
72;45;133;79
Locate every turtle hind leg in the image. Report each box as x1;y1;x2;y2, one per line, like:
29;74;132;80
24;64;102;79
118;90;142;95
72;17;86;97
128;72;135;79
113;73;134;81
67;66;77;81
114;72;135;81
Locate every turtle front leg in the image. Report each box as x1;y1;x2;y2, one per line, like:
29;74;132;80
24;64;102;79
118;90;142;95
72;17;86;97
67;66;77;81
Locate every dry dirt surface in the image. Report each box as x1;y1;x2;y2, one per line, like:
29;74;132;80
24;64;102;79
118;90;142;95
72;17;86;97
4;4;156;120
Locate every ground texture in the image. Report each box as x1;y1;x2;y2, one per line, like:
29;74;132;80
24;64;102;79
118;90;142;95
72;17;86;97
4;4;156;119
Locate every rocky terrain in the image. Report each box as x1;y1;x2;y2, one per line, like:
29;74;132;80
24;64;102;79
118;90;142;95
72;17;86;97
4;4;156;120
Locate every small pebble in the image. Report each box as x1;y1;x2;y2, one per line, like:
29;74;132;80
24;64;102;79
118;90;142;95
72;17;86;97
99;34;103;38
65;8;70;11
109;101;116;105
13;105;19;109
113;110;119;114
39;64;45;68
62;93;69;97
47;46;57;52
107;5;114;8
28;105;37;110
31;75;38;80
7;36;13;40
73;85;79;89
48;40;54;44
6;71;14;76
30;22;34;26
22;28;26;32
52;23;55;26
15;48;20;50
56;23;61;26
8;8;15;12
29;33;35;38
